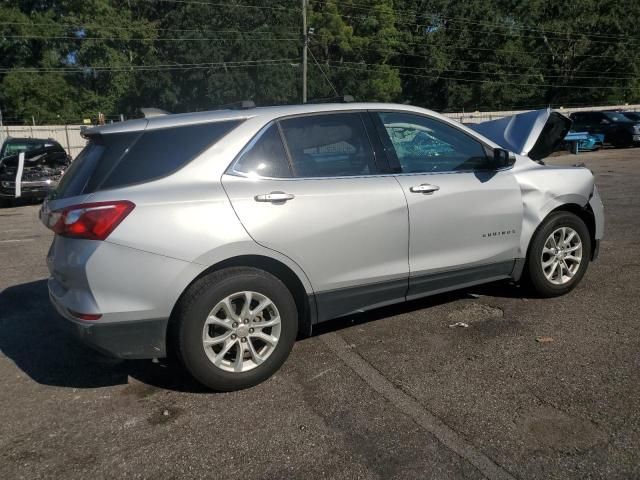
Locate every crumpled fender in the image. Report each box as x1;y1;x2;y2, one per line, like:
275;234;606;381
514;163;595;257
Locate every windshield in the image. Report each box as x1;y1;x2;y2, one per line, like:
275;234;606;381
1;141;42;158
604;112;634;123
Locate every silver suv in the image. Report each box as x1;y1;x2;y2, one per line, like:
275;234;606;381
41;103;604;391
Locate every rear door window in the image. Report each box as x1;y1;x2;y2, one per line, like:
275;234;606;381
279;113;377;177
232;124;292;178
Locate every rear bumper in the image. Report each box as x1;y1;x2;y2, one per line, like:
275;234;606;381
49;289;167;359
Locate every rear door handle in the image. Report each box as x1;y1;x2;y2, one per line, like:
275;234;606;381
254;192;295;203
410;184;440;194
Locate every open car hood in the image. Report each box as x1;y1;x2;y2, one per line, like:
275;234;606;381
468;108;572;160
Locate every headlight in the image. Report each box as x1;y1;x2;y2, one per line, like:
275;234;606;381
634;125;640;134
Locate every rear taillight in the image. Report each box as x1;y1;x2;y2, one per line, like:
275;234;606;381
46;201;135;240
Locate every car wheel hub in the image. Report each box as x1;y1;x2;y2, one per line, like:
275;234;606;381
201;291;282;373
541;227;583;286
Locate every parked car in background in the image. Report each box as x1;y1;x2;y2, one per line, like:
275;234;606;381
621;111;640;123
40;103;603;391
569;111;640;148
561;132;605;153
0;138;71;206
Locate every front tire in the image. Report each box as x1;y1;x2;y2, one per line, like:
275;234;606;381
174;267;298;391
525;211;591;297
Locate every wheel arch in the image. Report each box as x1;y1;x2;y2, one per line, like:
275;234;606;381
168;255;315;354
525;202;596;263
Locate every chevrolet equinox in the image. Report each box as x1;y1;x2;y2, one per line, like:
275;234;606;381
41;103;604;391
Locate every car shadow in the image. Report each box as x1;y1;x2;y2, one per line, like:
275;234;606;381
0;278;531;393
311;279;531;336
0;279;207;393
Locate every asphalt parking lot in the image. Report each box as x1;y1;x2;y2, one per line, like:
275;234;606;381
1;148;639;480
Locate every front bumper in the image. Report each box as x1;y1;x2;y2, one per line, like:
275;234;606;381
0;179;57;199
49;288;167;359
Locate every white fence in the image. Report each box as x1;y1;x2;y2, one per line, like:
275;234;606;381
442;103;640;124
0;125;86;158
2;104;640;159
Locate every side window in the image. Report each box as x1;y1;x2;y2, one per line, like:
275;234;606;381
98;120;241;190
233;124;292;178
376;112;489;173
279;113;376;178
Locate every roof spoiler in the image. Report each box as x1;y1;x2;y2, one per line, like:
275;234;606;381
306;95;354;104
140;108;171;118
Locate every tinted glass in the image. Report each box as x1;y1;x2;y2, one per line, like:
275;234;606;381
99;121;240;190
279;113;376;177
2;141;42;158
377;112;488;173
53;133;138;199
604;112;633;123
233;124;291;178
53;120;240;198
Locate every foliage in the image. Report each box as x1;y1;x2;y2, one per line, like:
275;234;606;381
0;0;638;123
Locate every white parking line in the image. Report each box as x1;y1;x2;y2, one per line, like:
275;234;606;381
321;332;517;480
0;238;36;243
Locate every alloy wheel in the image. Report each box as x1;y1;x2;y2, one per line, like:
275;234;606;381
541;226;583;285
202;291;281;372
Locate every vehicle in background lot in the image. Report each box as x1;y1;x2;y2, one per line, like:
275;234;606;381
40;103;604;391
0;138;71;206
561;132;605;153
621;111;640;122
569;111;640;148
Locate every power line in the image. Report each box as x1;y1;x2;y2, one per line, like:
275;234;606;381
3;34;299;42
0;21;301;35
0;59;297;74
319;0;640;43
308;47;339;96
328;46;638;80
313;33;631;60
142;0;299;12
325;61;633;90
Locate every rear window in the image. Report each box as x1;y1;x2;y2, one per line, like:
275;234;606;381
53;120;241;198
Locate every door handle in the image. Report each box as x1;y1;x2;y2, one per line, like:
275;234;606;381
254;192;295;203
410;184;440;194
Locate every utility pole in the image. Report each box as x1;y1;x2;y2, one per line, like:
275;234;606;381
302;0;308;104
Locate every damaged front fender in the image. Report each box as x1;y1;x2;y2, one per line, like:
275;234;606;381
513;162;600;258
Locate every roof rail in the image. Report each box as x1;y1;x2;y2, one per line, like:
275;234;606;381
306;95;354;104
140;108;171;118
219;100;256;110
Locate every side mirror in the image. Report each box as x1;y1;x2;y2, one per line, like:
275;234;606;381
492;148;516;169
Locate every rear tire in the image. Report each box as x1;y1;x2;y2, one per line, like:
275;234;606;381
525;211;591;297
174;267;298;391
